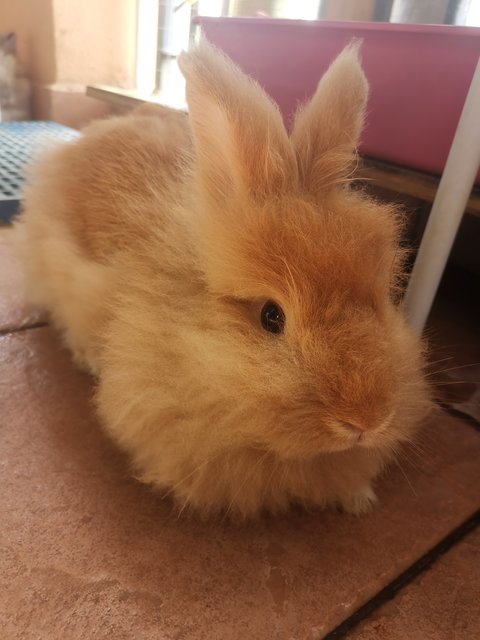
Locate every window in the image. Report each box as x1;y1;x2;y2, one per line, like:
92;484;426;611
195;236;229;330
135;0;480;109
136;0;323;107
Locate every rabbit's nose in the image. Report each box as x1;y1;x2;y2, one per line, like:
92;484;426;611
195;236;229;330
340;411;394;437
342;420;368;433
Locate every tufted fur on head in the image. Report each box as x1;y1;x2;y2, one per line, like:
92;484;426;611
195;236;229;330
15;39;430;519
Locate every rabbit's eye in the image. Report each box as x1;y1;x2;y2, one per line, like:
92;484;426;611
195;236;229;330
261;301;285;334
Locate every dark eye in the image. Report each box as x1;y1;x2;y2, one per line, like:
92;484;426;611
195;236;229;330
261;301;285;334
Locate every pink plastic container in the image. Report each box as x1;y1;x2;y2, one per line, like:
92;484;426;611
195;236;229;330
197;17;480;182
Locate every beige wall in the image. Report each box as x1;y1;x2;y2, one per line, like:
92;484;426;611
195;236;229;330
0;0;137;127
53;0;136;86
0;0;56;84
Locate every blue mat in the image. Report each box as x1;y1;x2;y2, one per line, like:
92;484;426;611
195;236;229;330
0;121;80;223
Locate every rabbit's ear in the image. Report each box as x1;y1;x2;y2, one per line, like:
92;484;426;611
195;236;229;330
178;39;297;203
290;42;368;193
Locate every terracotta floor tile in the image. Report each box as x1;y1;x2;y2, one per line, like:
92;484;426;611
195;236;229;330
348;525;480;640
0;233;46;333
1;328;480;640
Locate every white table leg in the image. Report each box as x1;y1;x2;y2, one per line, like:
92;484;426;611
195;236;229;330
403;57;480;335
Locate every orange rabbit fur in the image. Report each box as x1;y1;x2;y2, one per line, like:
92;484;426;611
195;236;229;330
14;40;429;518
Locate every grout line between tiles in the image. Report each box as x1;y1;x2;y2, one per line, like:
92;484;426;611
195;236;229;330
0;321;48;338
324;509;480;639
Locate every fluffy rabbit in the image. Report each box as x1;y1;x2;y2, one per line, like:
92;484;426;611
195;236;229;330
15;40;429;518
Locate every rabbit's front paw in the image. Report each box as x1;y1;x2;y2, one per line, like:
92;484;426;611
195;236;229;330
339;484;377;516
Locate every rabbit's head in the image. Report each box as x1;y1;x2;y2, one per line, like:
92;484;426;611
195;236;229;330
177;40;428;461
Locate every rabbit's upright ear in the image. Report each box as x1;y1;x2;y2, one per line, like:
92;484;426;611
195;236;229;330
178;39;297;203
290;42;369;193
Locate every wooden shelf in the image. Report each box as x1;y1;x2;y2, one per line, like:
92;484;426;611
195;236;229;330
358;158;480;218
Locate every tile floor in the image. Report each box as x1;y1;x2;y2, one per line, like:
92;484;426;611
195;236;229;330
0;229;479;640
349;525;480;640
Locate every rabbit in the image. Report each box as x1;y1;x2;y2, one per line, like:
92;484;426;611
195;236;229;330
14;39;430;519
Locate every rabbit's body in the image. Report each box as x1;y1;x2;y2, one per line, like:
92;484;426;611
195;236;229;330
15;42;429;518
16;107;192;371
